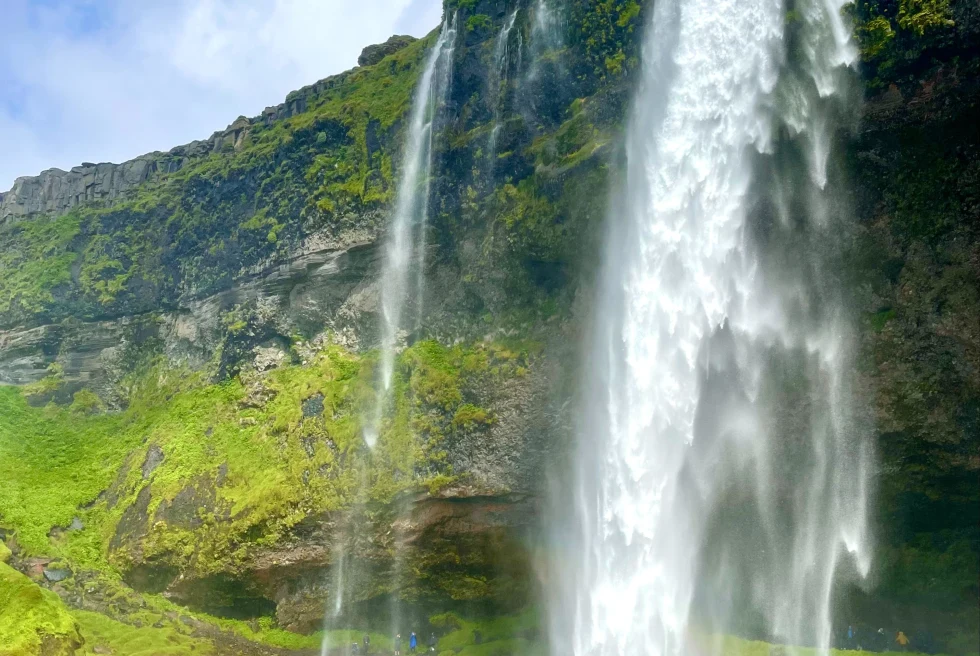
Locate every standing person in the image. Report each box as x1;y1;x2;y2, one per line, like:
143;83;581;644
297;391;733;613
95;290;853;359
394;634;402;656
428;633;437;652
896;631;910;652
847;625;855;649
363;634;371;655
877;628;887;652
409;631;418;654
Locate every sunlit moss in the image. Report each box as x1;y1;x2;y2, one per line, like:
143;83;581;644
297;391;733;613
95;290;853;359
0;337;534;584
0;562;83;656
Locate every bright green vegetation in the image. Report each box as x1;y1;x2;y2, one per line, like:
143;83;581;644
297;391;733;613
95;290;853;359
0;561;82;656
431;609;545;656
0;337;534;578
0;385;133;558
571;0;643;80
73;610;213;656
850;0;962;89
0;211;81;318
424;611;940;656
0;336;535;653
694;634;935;656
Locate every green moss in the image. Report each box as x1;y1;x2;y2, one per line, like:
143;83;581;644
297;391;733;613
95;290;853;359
572;0;643;81
869;308;896;332
897;0;955;36
70;389;106;415
22;363;65;400
426;610;553;656
858;15;896;58
452;404;494;429
73;609;213;656
0;212;80;319
0;385;135;557
466;15;492;33
850;0;958;89
0;337;534;584
0;562;83;656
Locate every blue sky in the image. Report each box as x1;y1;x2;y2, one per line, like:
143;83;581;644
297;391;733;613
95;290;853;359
0;0;443;190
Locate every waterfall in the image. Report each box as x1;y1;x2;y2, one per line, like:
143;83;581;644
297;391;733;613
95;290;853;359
318;20;456;652
363;16;457;448
547;0;872;654
525;0;562;82
532;0;560;48
488;10;518;165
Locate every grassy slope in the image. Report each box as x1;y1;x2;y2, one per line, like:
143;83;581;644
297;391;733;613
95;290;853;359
0;560;82;656
0;339;531;574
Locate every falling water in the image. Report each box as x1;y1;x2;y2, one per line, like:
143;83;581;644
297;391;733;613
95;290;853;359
531;0;560;48
548;0;872;654
319;20;456;654
525;0;563;82
488;9;519;164
363;16;457;447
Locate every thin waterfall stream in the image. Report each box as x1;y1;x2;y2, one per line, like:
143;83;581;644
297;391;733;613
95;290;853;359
487;9;518;166
364;16;457;448
320;17;457;653
547;0;873;654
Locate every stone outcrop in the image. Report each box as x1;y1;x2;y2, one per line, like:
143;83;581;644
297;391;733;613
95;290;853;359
0;37;408;226
0;226;382;397
358;35;418;67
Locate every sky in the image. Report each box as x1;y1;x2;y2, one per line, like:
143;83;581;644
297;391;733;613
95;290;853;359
0;0;443;191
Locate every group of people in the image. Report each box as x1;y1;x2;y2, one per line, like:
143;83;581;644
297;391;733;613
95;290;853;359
844;625;916;652
349;631;437;655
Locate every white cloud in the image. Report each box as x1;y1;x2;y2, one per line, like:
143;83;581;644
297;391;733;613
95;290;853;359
0;0;443;191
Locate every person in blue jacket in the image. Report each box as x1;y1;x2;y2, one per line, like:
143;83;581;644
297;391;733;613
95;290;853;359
409;632;418;653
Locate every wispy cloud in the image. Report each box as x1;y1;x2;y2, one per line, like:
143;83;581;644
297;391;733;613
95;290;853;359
0;0;443;190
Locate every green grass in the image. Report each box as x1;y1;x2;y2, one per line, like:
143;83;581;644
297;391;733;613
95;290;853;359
0;386;134;558
430;609;544;656
0;337;535;583
73;610;213;656
0;561;82;656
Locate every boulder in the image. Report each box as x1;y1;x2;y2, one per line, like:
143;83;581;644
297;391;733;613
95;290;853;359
43;567;72;583
358;35;417;67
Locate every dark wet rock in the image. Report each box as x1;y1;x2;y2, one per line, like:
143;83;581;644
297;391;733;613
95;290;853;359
154;479;217;530
301;392;324;418
111;485;152;551
43;567;72;582
358;35;417;67
142;445;164;479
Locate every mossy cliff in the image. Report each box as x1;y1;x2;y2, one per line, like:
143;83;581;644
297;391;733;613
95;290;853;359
0;0;977;654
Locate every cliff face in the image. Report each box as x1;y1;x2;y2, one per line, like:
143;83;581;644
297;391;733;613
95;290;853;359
0;0;977;654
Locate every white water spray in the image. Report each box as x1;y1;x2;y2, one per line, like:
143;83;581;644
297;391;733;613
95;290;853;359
320;21;457;653
488;10;519;163
364;17;457;448
526;0;562;82
548;0;871;654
